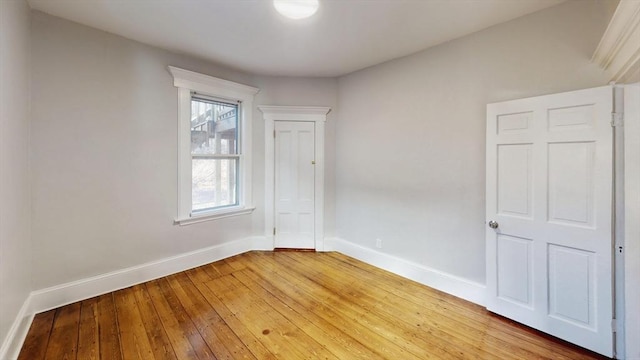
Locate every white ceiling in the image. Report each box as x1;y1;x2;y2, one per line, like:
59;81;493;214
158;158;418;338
28;0;566;77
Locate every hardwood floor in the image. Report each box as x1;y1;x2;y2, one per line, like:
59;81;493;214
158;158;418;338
18;251;608;359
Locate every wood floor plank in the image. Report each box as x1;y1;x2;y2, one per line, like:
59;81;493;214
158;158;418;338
187;268;277;360
202;259;236;280
96;293;124;360
249;253;436;355
167;272;256;360
247;272;395;359
206;274;335;359
240;252;426;359
185;266;214;283
113;288;155;360
19;251;608;360
77;297;100;360
145;279;215;359
223;271;345;359
232;268;385;360
17;310;55;360
131;284;177;360
223;255;247;271
44;302;81;360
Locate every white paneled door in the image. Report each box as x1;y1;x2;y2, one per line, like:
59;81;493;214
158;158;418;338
486;86;614;357
274;121;316;249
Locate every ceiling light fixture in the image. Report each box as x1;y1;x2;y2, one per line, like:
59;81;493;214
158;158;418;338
273;0;319;20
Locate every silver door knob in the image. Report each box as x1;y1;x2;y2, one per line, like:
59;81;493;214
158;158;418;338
488;221;499;229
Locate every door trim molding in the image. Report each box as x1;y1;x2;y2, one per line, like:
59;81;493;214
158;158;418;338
259;106;331;251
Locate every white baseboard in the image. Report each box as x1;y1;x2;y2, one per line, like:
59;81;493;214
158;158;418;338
325;237;486;306
29;236;264;314
0;295;34;360
24;235;486;314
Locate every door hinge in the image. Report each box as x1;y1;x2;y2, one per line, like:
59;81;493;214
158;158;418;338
273;130;276;138
611;319;617;332
273;227;276;236
611;112;624;127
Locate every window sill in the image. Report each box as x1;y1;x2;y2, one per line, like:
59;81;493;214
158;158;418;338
174;206;255;226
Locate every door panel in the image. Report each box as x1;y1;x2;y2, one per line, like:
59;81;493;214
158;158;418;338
496;234;533;307
497;144;533;218
486;86;613;357
274;121;315;249
548;244;595;328
547;141;595;227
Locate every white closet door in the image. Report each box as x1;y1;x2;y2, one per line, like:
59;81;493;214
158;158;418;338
486;86;613;357
274;121;315;249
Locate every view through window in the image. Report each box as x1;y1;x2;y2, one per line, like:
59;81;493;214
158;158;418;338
190;96;239;212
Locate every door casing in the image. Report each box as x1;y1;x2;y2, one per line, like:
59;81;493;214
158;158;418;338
260;106;331;251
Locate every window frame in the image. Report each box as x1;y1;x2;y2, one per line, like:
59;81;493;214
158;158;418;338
169;66;259;225
190;95;240;212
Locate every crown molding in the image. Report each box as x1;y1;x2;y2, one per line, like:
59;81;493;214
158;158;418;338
592;0;640;82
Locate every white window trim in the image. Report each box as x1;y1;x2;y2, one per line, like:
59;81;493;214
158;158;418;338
169;66;259;225
259;105;331;250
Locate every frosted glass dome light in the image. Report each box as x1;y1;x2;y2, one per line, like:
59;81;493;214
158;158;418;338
273;0;320;20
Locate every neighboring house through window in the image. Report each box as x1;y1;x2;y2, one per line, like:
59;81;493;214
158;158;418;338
169;66;259;225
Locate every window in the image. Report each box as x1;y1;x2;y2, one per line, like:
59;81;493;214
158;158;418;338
169;67;259;225
191;96;238;211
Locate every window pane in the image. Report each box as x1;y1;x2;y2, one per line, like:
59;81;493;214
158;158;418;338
191;98;238;155
192;158;238;212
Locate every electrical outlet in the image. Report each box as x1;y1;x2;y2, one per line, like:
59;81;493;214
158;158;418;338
375;238;382;249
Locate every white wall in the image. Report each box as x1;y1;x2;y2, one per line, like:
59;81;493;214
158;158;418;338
30;11;338;290
335;0;616;283
0;0;32;353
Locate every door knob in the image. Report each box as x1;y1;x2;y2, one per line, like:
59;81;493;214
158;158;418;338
488;220;499;229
